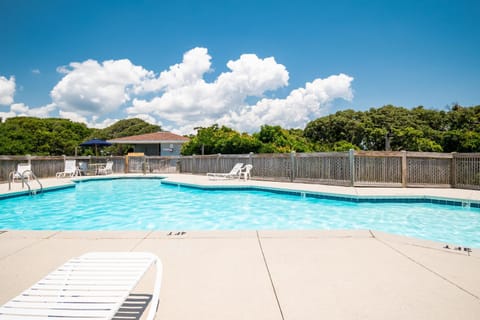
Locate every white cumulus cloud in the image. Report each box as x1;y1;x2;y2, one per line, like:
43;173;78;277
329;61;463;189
0;75;16;105
127;48;292;132
58;110;89;125
127;48;352;133
58;110;119;129
137;47;213;93
218;73;354;132
88;117;119;129
2;47;354;132
11;103;57;118
51;59;154;116
0;111;16;121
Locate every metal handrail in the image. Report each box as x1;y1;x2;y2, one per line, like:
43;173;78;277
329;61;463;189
7;171;27;191
8;171;15;191
8;169;43;195
23;170;43;195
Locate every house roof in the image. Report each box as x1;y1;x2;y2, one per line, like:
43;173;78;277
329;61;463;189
108;132;190;144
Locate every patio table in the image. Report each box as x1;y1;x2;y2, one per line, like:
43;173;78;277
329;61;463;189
88;163;106;175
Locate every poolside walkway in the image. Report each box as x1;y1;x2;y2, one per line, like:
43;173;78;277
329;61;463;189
1;174;480;319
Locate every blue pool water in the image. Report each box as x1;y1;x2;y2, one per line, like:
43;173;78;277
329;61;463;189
1;179;479;247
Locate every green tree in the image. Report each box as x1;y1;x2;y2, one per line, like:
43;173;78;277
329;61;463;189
441;105;480;152
0;117;91;155
254;125;316;153
304;105;480;152
304;109;366;150
92;118;161;140
181;124;262;155
333;140;360;152
393;127;442;152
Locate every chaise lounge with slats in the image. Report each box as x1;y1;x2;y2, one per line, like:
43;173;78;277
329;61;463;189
0;251;162;320
207;162;244;180
56;159;79;178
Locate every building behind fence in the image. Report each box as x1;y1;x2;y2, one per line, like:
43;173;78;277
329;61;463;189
1;151;479;190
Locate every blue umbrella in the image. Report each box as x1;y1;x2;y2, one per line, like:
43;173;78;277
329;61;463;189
80;139;112;156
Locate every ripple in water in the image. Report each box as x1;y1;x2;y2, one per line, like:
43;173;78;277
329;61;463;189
0;179;478;247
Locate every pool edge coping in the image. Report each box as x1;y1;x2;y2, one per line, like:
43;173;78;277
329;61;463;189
1;175;479;207
0;183;76;200
160;178;480;208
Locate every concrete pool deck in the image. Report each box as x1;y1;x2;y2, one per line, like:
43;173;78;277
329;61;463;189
1;174;480;319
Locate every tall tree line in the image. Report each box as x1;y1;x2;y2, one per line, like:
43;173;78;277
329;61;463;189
303;104;480;152
0;105;479;155
0;117;160;156
183;105;480;154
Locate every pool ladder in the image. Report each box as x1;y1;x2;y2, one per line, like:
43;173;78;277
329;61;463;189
8;170;43;195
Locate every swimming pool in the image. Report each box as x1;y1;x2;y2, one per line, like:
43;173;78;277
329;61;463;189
1;178;479;247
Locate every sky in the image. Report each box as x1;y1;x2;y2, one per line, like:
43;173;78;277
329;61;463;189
0;0;479;134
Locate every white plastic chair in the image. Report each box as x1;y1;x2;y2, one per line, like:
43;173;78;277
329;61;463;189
56;160;78;178
12;163;31;182
239;164;253;181
98;161;114;175
207;162;244;180
0;251;162;320
78;161;88;176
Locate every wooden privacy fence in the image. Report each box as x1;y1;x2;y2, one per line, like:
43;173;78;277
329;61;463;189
126;156;179;173
179;151;480;190
1;152;479;189
0;155;181;182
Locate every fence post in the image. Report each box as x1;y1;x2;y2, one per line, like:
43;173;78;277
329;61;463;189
249;152;254;179
142;156;147;175
349;149;355;187
290;151;296;182
192;154;196;174
25;155;32;183
216;153;221;173
401;150;407;187
451;152;457;188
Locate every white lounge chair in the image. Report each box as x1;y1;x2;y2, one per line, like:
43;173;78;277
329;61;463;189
98;161;113;175
239;164;253;181
0;251;162;320
12;163;32;182
56;159;78;178
207;162;244;180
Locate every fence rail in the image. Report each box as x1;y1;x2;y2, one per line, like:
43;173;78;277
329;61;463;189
178;151;480;190
0;155;181;182
1;151;479;189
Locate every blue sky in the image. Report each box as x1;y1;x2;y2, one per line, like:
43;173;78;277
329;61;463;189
0;0;479;133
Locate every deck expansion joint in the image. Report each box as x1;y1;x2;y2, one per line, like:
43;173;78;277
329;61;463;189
132;230;155;250
375;237;480;301
256;230;285;320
